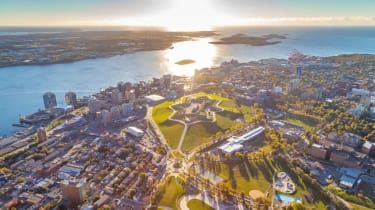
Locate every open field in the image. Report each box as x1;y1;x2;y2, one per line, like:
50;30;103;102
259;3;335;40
282;115;315;131
153;92;264;152
204;157;326;209
210;158;276;193
282;113;318;131
182;122;222;152
187;199;214;210
215;111;240;130
158;176;186;210
152;100;184;149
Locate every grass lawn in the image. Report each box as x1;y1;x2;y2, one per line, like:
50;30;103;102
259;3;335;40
180;92;263;151
187;199;214;210
282;114;317;131
218;97;262;123
350;203;374;210
215;111;240;130
211;159;276;193
159;176;186;210
153;92;263;151
182;122;222;152
206;158;326;209
172;150;185;159
152;101;184;149
332;188;375;209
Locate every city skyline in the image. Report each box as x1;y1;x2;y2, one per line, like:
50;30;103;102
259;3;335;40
1;0;375;30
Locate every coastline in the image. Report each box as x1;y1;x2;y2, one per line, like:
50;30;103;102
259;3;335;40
2;52;375;138
0;30;217;68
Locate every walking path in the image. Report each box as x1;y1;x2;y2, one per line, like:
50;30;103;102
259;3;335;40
179;191;230;210
170;95;225;152
146;107;170;150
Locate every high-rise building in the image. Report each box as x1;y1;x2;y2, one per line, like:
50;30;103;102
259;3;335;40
121;103;133;115
296;66;303;79
61;179;86;206
315;86;325;100
129;90;136;103
43;92;57;109
160;74;172;89
65;91;77;106
101;110;112;127
124;82;132;92
37;127;47;142
117;81;126;94
111;88;123;105
110;106;121;119
288;79;300;93
88;99;101;114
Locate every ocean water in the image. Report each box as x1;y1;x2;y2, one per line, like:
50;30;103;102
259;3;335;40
1;26;375;136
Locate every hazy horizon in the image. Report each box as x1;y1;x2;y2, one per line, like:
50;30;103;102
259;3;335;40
1;0;375;31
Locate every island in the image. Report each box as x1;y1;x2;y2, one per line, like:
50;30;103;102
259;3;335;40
210;33;286;46
0;30;217;68
175;59;196;65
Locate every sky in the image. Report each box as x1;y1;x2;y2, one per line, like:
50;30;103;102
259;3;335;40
1;0;375;29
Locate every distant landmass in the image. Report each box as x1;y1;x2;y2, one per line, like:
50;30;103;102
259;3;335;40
175;59;196;65
210;33;286;46
0;30;217;68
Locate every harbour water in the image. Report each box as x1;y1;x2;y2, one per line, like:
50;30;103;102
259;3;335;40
1;26;375;136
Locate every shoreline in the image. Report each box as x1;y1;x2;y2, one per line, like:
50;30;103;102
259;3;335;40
2;52;375;138
0;30;217;68
2;50;375;70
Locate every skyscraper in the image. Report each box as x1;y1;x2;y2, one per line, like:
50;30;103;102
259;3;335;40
43;92;57;109
296;66;303;79
88;99;101;114
65;91;77;106
111;88;123;105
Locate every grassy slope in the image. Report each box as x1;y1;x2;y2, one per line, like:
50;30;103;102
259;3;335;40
182;122;222;152
282;113;317;131
181;92;257;151
215;112;237;130
214;159;276;193
154;92;261;151
152;101;184;149
209;158;325;209
187;199;214;210
159;177;186;209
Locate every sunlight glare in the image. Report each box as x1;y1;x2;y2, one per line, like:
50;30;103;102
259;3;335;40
107;0;245;31
163;38;217;76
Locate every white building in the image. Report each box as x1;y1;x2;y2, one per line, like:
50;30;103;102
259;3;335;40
219;126;265;153
272;86;283;94
352;88;370;97
127;126;144;137
145;94;166;105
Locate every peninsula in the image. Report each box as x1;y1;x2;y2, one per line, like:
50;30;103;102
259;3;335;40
0;30;216;68
210;33;286;46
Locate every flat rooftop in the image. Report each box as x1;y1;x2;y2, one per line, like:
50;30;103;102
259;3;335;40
145;94;165;103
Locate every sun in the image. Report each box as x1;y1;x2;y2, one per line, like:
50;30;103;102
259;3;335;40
108;0;244;31
157;0;221;31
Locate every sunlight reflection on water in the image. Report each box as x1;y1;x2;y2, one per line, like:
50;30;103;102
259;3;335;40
163;38;217;76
